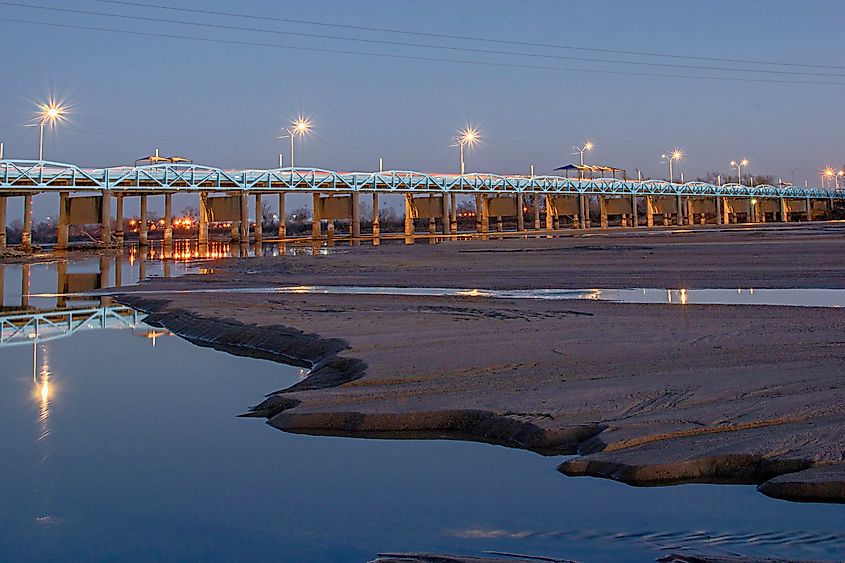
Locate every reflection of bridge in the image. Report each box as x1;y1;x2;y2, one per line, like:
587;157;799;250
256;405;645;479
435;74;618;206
0;305;140;346
2;159;844;250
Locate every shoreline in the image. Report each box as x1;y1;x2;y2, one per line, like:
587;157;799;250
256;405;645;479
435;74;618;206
116;226;845;503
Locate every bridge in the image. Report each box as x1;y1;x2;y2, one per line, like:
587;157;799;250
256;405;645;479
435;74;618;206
2;159;844;250
0;305;140;346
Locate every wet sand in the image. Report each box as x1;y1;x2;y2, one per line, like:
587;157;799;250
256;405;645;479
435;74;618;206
118;224;845;503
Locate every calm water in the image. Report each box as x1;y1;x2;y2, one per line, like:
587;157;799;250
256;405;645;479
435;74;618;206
1;253;844;562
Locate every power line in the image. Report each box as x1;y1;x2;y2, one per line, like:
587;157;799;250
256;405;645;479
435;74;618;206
4;1;845;78
95;0;845;72
2;16;845;86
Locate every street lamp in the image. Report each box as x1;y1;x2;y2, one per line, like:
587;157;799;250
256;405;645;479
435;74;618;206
279;117;311;168
822;167;835;190
36;99;66;161
730;159;749;185
454;127;479;175
661;149;683;183
572;140;594;167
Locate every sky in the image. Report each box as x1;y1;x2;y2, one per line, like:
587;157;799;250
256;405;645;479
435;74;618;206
1;0;844;219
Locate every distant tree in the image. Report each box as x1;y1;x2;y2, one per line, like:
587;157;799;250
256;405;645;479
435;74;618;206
287;206;311;223
181;206;198;220
260;201;275;229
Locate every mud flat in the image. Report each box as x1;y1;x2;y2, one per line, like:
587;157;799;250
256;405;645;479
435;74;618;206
118;225;845;503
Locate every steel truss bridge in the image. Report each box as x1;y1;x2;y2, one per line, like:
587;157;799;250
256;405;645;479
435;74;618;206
0;305;140;346
2;160;844;200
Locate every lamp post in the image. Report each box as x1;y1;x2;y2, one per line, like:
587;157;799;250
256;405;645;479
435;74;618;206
730;159;749;185
822;168;835;190
279;117;311;168
661;149;683;183
36;100;66;161
454;127;479;175
572;141;594;167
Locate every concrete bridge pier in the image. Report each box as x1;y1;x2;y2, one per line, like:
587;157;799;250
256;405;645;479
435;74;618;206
544;195;554;231
631;195;638;227
716;197;723;225
198;192;209;246
479;194;490;234
533;194;541;230
449;193;457;234
645;196;654;227
21;194;33;251
163;193;173;247
441;194;451;235
278;193;286;239
21;264;30;308
239;193;249;243
599;198;609;229
57;192;69;251
0;196;6;250
254;194;263;243
516;194;525;231
115;194;124;246
579;194;590;229
427;196;437;235
495;215;504;232
675;195;685;226
101;192;112;245
805;198;813;221
139;194;149;247
313;193;323;239
779;197;788;223
372;192;380;238
351;192;361;239
404;194;414;238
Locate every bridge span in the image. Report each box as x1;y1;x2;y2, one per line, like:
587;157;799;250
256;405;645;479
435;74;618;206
1;159;844;250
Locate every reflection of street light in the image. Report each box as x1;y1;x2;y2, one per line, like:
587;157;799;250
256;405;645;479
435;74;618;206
278;117;311;168
731;159;749;185
36;99;67;161
661;149;683;183
454;127;479;175
572;140;594;166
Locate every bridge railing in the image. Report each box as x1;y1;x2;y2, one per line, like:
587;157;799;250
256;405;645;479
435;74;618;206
1;159;843;200
0;305;140;347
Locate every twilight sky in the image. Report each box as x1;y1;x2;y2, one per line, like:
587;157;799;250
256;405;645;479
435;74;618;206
1;0;844;218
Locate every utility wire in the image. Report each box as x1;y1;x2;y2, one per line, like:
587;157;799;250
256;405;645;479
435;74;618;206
95;0;845;71
3;1;844;77
2;16;845;86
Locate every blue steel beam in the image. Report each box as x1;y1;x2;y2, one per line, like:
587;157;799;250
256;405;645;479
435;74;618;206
0;305;140;346
1;159;843;200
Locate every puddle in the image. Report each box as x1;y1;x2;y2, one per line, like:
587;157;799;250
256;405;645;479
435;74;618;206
77;285;845;308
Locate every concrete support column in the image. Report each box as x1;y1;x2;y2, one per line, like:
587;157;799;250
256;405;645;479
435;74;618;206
805;198;813;221
0;196;5;250
198;192;209;246
327;219;335;239
676;195;685;226
239;193;249;242
631;195;638;227
312;193;322;239
101;191;112;245
441;193;451;235
351;192;361;238
115;194;124;246
533;194;541;230
404;194;414;237
139;194;149;247
496;216;504;232
646;196;654;227
57;192;69;251
21;194;32;251
516;193;525;231
579;194;590;229
372;192;380;238
21;264;30;308
599;197;609;229
428;200;436;235
163;193;173;246
278;192;286;239
474;195;482;233
716;197;723;225
779;197;788;222
479;194;490;234
699;212;707;225
449;193;457;234
544;195;553;231
254;194;263;243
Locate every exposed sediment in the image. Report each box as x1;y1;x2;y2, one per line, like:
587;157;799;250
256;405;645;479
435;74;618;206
116;225;845;503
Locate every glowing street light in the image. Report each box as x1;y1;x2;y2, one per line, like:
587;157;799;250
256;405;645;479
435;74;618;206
572;140;594;167
730;159;749;186
661;149;683;183
279;117;311;168
454;127;479;175
822;167;836;189
35;99;67;161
